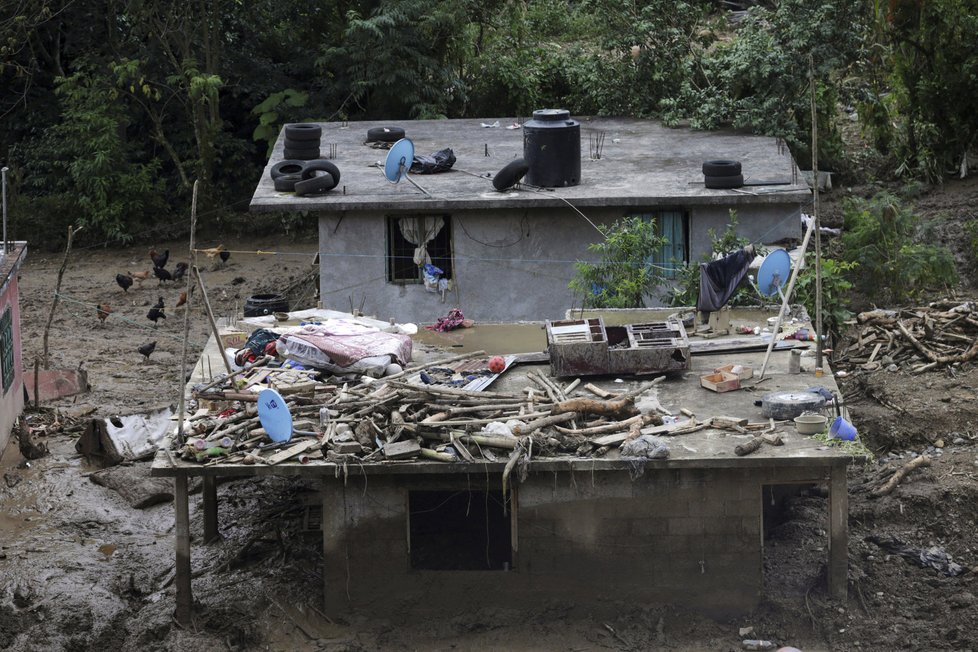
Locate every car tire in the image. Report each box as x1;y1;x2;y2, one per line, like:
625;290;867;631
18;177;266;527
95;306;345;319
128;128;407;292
294;173;335;196
273;173;302;192
492;159;530;191
760;391;826;420
270;160;306;179
704;173;744;189
702;159;742;176
284;146;320;160
300;159;341;189
284;123;322;141
366;126;405;143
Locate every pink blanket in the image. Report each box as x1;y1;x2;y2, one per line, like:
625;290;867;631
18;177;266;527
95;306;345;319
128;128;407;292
287;321;412;368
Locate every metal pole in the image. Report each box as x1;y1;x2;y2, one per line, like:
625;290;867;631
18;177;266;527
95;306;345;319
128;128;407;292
2;166;9;254
175;180;199;448
810;56;824;376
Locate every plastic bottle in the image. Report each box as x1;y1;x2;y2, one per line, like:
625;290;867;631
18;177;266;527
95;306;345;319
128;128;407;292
319;407;331;430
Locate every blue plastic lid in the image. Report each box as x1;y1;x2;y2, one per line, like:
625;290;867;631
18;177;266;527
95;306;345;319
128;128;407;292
257;388;293;442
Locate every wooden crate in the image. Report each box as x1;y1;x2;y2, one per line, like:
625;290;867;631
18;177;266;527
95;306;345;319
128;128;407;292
700;371;742;393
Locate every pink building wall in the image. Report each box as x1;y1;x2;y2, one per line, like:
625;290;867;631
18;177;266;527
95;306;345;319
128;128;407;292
1;243;27;458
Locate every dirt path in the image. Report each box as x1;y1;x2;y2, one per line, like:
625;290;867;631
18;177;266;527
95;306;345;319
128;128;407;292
2;235;978;650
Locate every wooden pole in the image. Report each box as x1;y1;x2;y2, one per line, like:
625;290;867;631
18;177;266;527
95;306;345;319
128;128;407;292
195;265;235;376
810;55;824;375
758;212;818;379
175;180;199;447
42;225;81;369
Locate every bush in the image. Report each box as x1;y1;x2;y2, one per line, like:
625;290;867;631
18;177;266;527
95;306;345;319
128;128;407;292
840;192;957;303
569;216;667;309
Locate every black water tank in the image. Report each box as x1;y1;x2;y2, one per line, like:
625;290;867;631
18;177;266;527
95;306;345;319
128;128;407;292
523;109;581;188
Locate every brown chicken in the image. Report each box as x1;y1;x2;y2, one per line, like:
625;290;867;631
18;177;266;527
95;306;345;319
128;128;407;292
96;303;112;326
175;291;187;308
200;244;225;259
150;248;169;269
130;270;151;283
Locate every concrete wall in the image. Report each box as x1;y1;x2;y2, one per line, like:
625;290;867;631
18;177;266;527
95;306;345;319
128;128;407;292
318;202;801;324
0;272;25;456
321;467;781;617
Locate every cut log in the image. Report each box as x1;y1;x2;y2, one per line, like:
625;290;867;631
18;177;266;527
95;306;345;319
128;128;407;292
550;397;637;418
871;455;932;497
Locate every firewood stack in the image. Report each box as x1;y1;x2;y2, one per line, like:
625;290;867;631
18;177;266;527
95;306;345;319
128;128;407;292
835;300;978;374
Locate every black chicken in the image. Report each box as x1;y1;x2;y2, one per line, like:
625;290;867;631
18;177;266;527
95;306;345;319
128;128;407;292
138;341;157;362
171;262;189;282
150;248;169;269
115;273;133;292
154;266;173;284
147;296;166;327
219;250;230;265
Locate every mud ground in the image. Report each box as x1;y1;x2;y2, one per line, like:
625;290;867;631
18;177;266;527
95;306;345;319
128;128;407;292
3;201;978;650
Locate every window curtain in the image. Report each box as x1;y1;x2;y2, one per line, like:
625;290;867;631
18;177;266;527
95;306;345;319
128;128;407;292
398;216;444;266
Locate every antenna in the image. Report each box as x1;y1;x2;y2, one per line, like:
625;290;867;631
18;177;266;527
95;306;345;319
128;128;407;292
755;249;791;299
382;138;432;197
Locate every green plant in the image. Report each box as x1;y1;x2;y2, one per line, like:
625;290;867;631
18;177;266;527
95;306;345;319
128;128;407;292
794;254;857;338
569;216;667;309
251;89;310;156
841;193;957;303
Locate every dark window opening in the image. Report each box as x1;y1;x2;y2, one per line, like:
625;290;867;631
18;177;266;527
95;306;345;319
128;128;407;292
386;216;453;283
1;307;13;394
409;490;512;571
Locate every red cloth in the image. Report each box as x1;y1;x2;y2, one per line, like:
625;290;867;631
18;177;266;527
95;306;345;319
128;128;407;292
426;308;465;333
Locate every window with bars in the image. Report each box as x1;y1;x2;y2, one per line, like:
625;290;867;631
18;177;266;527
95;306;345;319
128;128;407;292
631;209;689;279
1;307;13;395
386;216;453;283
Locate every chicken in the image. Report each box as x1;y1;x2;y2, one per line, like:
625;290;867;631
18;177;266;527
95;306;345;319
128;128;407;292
200;244;225;259
115;273;133;292
153;266;173;284
96;303;112;326
137;341;157;363
219;250;230;265
147;296;166;327
150;248;169;269
175;291;187;308
171;262;189;282
130;270;151;283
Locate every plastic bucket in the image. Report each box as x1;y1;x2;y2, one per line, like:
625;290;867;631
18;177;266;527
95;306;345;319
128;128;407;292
829;416;857;441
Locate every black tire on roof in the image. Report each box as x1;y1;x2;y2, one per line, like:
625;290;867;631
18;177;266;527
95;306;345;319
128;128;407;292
702;160;742;176
492;158;530;191
294;172;335;196
284;123;322;141
366;126;406;143
704;173;744;189
300;159;341;189
270;160;306;179
284;147;320;160
273;173;302;192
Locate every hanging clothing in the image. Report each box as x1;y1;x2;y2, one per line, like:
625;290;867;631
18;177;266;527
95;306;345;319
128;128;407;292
697;245;755;313
398;216;444;266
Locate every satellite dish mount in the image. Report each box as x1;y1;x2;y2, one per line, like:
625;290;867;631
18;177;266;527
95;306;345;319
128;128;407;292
383;138;432;198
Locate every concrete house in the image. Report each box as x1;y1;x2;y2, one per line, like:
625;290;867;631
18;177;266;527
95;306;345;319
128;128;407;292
250;115;810;324
0;242;28;455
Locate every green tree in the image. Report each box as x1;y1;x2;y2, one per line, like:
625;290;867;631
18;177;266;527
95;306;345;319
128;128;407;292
570;216;667;309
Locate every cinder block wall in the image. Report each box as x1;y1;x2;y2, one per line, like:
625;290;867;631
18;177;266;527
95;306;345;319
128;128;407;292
322;467;772;616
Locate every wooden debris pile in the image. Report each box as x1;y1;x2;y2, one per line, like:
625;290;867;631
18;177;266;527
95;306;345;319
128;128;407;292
836;301;978;374
179;368;671;467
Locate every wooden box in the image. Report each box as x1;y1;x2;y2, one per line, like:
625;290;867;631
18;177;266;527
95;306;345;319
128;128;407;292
700;371;742;393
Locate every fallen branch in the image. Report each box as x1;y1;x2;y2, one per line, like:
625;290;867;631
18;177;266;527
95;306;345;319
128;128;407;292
871;455;931;497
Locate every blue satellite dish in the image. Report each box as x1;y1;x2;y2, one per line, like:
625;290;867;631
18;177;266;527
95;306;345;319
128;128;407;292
757;249;791;297
384;138;414;184
257;388;293;443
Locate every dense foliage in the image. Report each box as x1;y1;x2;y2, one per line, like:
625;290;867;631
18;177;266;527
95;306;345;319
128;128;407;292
1;1;976;245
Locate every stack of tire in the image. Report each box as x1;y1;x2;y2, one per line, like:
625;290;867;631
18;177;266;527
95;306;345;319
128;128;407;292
365;126;405;144
283;123;322;160
270;158;341;197
702;159;744;189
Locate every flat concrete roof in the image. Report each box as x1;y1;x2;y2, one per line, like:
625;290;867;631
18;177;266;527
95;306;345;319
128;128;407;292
250;117;812;213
